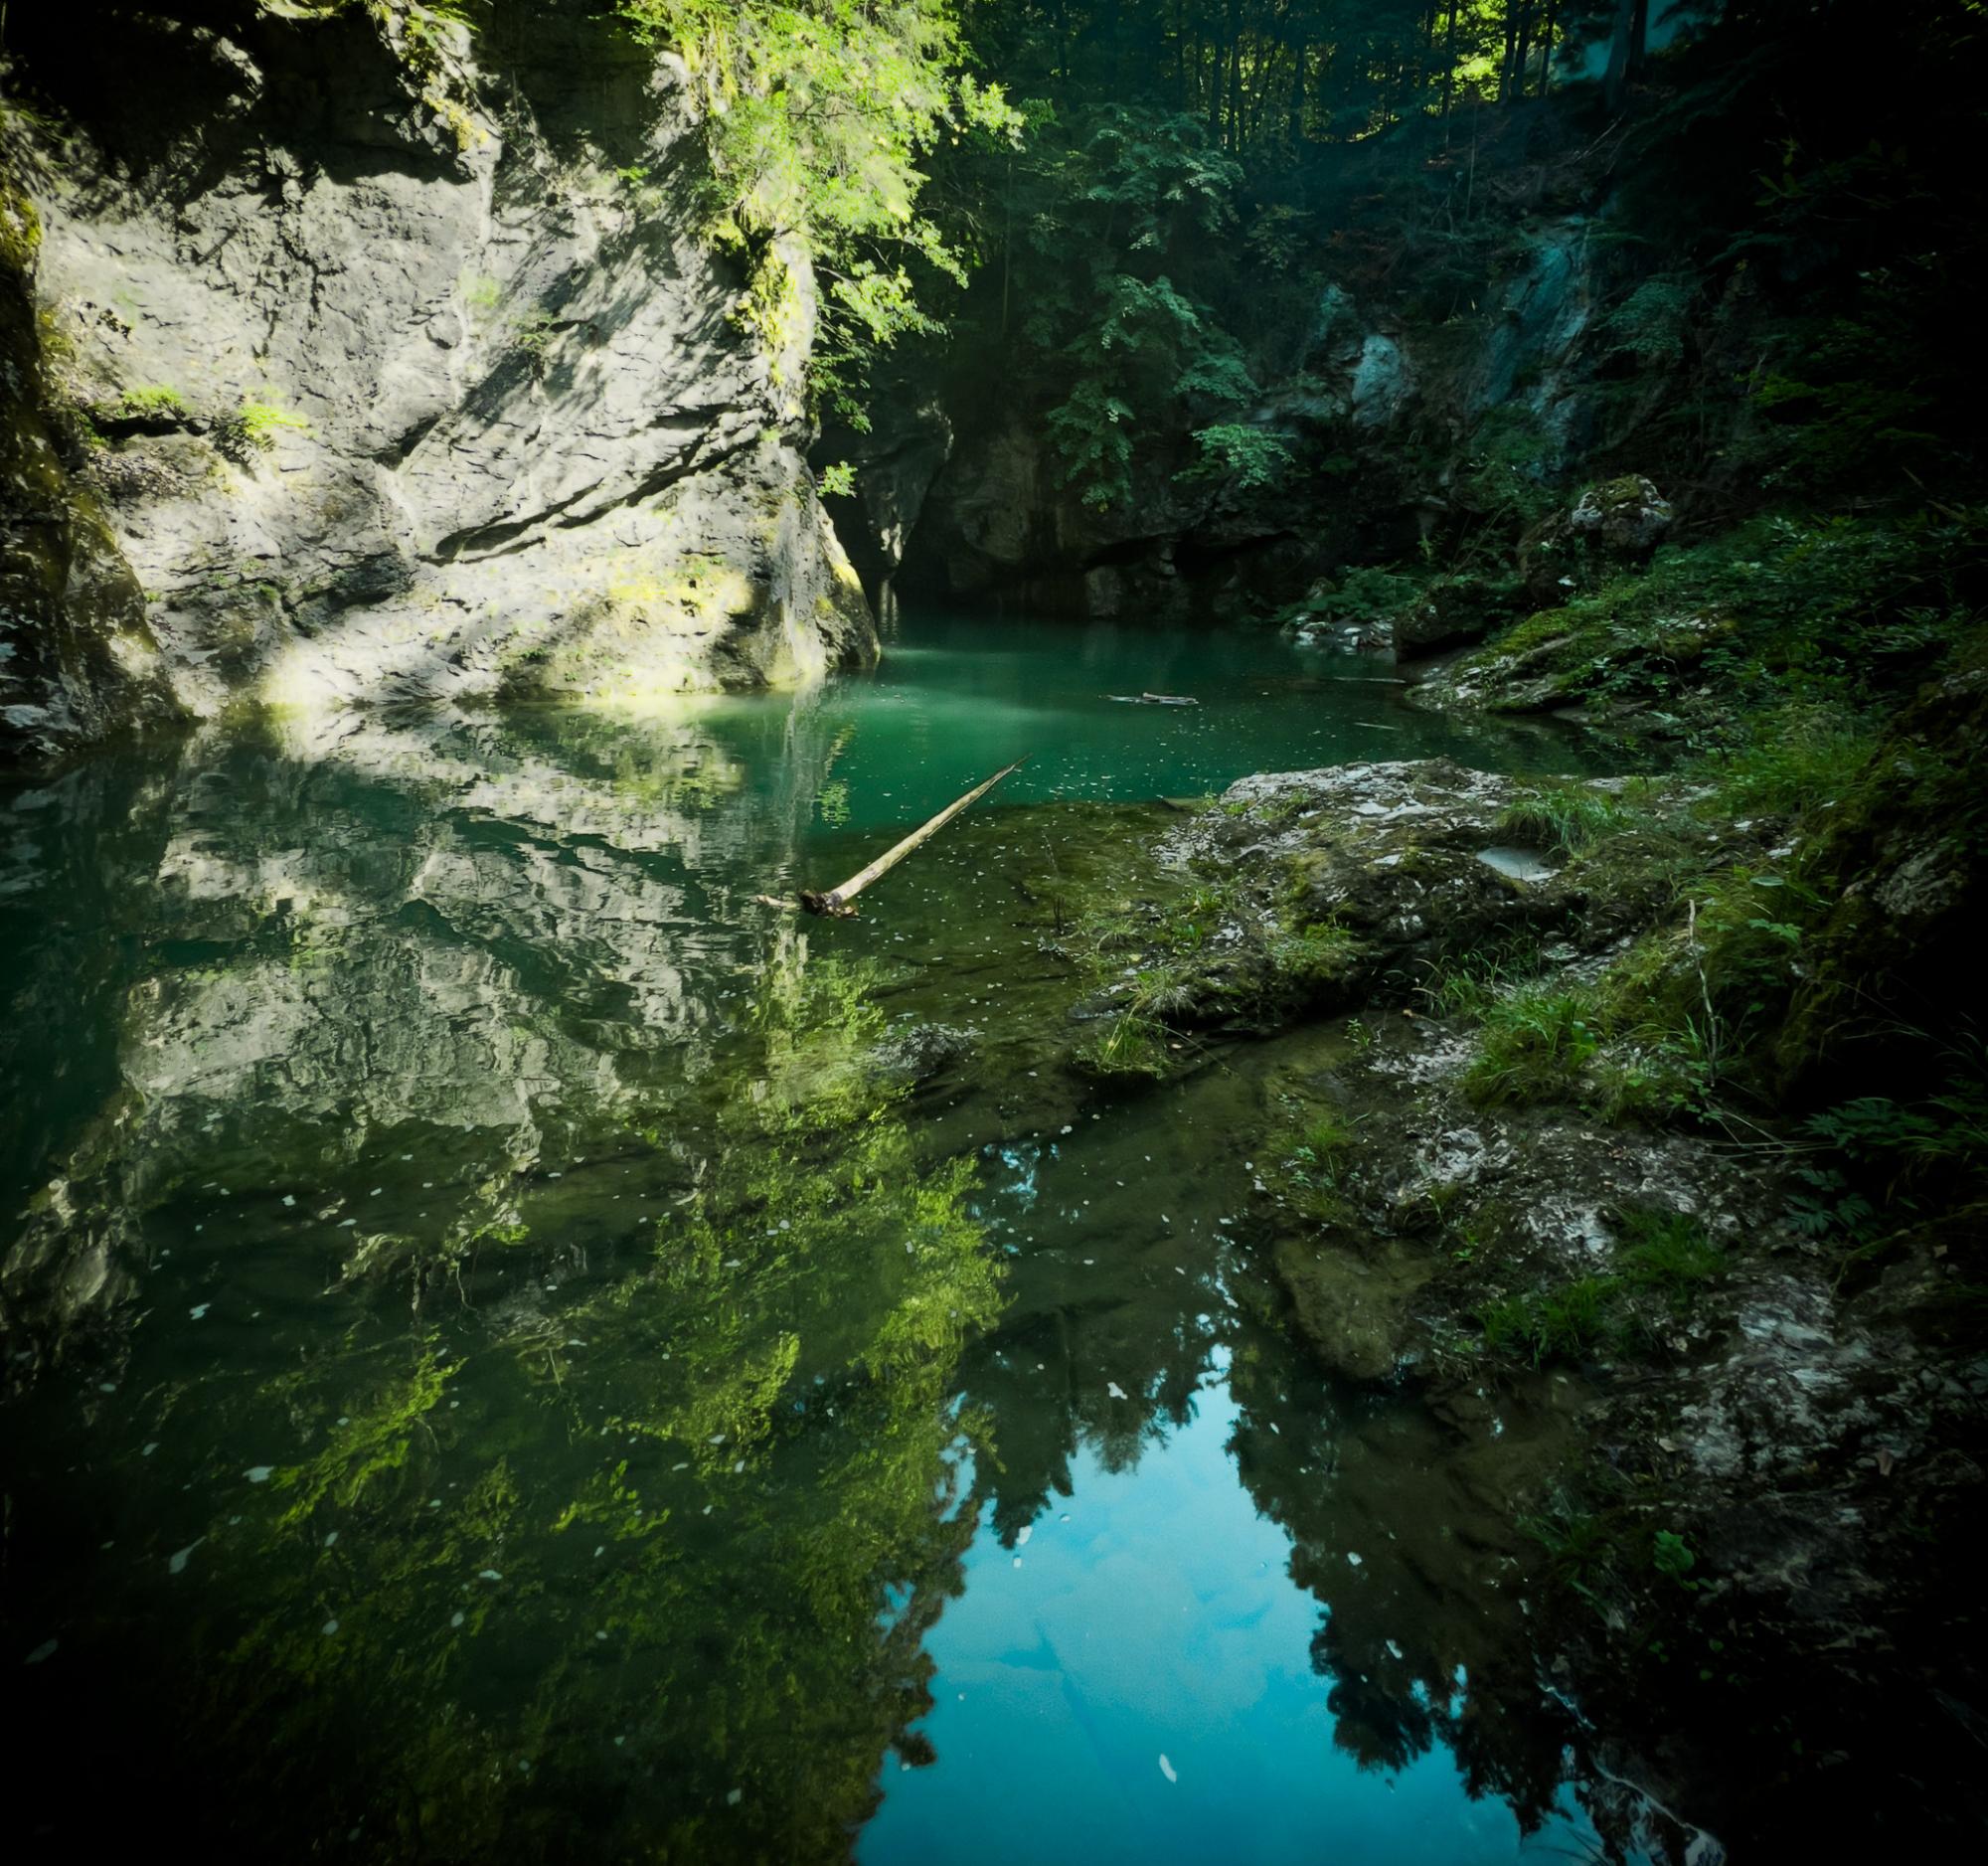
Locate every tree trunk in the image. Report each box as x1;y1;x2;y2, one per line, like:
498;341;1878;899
760;762;1029;918
1440;0;1459;124
1604;0;1649;110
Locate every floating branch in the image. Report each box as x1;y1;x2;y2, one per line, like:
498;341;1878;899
755;759;1027;918
1103;692;1199;706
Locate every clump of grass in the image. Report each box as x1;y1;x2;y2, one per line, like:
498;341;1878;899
1497;783;1635;854
115;384;187;419
1465;986;1603;1105
1417;934;1550;1020
1702;705;1876;817
218;396;311;463
1263;1101;1360;1225
1079;1007;1172;1079
1480;1274;1618;1367
1618;1209;1725;1311
1267;924;1358;989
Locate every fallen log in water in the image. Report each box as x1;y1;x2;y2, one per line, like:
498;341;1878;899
754;759;1027;918
1103;692;1199;706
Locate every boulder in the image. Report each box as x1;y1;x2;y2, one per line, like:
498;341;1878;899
1568;475;1675;556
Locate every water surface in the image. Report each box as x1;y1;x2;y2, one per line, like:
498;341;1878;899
0;614;1633;1861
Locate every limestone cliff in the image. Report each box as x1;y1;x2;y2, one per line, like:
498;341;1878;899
0;0;875;765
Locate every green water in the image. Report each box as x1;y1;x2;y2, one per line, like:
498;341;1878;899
0;616;1640;1862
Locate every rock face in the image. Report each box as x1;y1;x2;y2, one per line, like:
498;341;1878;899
1;183;183;759
0;0;874;763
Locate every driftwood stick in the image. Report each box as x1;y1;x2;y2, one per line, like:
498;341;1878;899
757;759;1027;919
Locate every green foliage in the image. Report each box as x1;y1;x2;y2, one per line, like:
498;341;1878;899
1793;1058;1988;1244
1416;935;1550;1022
115;384;187;418
1464;986;1603;1106
1480;1275;1617;1368
1180;423;1295;493
617;2;1019;413
1497;784;1633;855
1618;1210;1725;1311
217;397;311;465
1267;1102;1361;1225
1460;405;1561;532
1046;379;1136;509
1652;1529;1700;1589
511;308;557;374
1287;566;1421;629
1599;273;1698;368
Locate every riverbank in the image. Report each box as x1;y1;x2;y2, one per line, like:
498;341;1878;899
1023;493;1988;1852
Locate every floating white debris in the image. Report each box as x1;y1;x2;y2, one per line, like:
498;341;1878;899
1011;1556;1022;1569
1158;1755;1178;1783
324;1531;338;1549
322;1618;339;1636
25;1638;58;1666
1107;1382;1128;1400
594;1545;605;1559
246;1465;273;1483
1387;1640;1404;1659
168;1540;202;1576
1346;1552;1363;1567
479;1569;502;1582
1060;1124;1074;1135
450;1612;465;1628
189;1304;210;1320
281;1195;295;1208
726;1788;744;1807
142;1442;158;1457
708;1434;727;1444
1016;1525;1032;1547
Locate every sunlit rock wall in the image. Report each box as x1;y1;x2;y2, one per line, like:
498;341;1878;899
0;0;874;763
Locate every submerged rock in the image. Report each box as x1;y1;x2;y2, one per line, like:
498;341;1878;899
870;1022;978;1085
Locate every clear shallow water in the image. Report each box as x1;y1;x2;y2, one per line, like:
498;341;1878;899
0;615;1628;1861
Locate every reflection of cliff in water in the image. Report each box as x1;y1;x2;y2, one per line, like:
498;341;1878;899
1;852;1008;1855
0;694;857;1359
